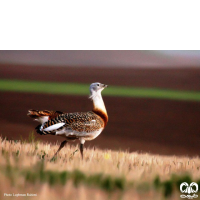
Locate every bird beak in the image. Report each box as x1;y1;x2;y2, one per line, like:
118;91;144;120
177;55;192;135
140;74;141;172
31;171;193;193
103;84;108;88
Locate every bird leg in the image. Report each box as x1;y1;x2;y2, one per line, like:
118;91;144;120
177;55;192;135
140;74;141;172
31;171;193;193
51;140;67;160
80;143;84;159
79;138;85;160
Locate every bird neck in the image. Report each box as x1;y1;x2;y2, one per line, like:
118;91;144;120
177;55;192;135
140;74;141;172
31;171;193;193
90;91;108;125
92;93;107;114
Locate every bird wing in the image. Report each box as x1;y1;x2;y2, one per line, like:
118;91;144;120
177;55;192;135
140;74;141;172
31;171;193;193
39;111;104;135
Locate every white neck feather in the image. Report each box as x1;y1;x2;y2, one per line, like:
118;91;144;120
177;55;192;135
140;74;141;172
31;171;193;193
90;90;107;114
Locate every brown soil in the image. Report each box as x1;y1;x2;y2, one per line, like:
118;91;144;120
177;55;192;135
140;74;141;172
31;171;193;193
0;64;200;156
1;64;200;91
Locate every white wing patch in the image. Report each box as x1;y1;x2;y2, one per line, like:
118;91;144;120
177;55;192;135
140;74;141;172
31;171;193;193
43;123;65;131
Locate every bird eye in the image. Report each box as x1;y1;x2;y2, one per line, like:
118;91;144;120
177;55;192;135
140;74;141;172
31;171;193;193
97;84;99;86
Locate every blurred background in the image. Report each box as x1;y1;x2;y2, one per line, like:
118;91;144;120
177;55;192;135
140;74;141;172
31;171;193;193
0;50;200;156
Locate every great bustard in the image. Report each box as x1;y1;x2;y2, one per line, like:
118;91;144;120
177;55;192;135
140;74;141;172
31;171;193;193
27;82;108;159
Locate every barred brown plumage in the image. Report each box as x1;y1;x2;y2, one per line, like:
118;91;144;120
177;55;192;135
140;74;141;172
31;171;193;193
27;109;63;118
42;111;104;137
27;82;108;159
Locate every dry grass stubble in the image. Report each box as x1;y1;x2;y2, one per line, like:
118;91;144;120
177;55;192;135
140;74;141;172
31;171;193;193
0;135;199;200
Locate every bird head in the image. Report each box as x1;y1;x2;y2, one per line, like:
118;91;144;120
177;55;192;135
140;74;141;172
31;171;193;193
89;82;108;99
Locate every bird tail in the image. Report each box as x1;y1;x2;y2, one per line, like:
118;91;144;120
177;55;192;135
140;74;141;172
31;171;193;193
28;109;64;135
27;109;63;124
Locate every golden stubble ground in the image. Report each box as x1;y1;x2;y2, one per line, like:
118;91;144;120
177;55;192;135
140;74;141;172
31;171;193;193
0;136;199;200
